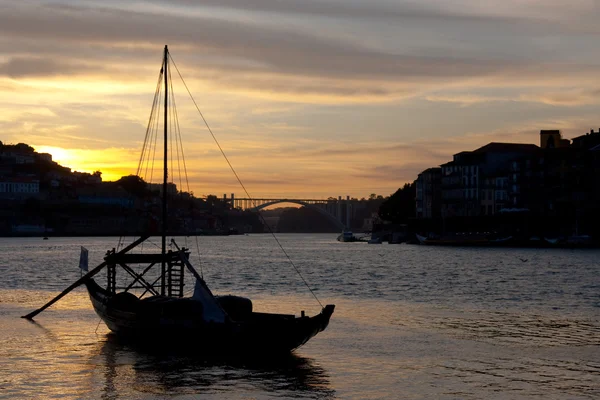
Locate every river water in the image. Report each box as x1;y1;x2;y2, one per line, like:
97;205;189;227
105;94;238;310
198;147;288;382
0;234;598;399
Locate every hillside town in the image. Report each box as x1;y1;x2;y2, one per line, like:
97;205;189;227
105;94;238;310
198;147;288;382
0;142;262;236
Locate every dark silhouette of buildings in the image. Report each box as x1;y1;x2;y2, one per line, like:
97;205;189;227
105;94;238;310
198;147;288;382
413;129;600;239
415;168;441;219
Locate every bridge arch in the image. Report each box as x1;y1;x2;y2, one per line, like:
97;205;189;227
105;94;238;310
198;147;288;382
251;200;345;230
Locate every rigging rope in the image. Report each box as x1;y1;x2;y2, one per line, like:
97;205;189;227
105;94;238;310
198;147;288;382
169;54;324;308
167;57;204;278
136;70;164;178
151;86;161;184
168;66;184;196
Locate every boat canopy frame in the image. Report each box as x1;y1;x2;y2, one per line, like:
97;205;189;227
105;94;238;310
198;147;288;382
104;244;190;299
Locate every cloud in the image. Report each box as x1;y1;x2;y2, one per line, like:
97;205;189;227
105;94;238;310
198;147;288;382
2;0;599;104
425;85;600;107
519;89;600;106
353;163;437;183
144;0;590;29
425;93;513;106
0;56;102;78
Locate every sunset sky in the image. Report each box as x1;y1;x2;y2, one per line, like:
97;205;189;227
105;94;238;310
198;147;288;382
2;0;600;198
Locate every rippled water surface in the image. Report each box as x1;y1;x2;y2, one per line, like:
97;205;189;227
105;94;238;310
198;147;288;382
0;234;599;399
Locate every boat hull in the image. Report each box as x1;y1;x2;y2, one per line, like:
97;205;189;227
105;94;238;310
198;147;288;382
85;279;334;354
337;231;355;242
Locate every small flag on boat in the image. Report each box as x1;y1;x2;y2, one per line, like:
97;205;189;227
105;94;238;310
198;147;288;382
79;247;89;271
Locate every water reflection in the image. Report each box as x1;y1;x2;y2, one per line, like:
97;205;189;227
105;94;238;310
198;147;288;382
25;318;60;342
95;334;335;399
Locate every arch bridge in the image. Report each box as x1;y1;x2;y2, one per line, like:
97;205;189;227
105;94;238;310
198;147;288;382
228;195;356;230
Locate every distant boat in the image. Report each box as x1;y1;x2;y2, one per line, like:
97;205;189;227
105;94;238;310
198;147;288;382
22;45;335;355
42;237;48;240
566;234;593;246
544;235;594;247
489;235;512;245
415;233;428;245
337;230;355;242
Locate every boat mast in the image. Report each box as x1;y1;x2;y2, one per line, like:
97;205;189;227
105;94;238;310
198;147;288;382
161;45;168;295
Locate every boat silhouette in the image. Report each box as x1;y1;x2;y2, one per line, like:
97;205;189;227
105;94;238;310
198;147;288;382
23;45;334;354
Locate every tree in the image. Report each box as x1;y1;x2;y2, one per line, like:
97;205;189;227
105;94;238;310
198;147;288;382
15;143;35;153
116;175;148;197
277;207;339;233
378;183;416;223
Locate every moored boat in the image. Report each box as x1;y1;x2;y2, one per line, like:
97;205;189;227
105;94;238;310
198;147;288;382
22;45;335;355
337;230;355;242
